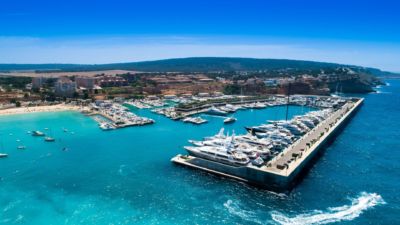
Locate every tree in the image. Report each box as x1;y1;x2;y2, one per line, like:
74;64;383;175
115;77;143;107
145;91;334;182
16;101;21;107
83;92;89;99
72;92;79;99
223;84;241;95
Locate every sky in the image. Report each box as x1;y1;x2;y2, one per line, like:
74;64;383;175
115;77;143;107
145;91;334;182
0;0;399;71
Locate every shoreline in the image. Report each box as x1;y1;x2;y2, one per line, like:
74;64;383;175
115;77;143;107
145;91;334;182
0;104;81;116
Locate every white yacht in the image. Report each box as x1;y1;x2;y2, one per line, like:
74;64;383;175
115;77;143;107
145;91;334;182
223;117;237;124
254;102;267;109
183;117;207;124
0;153;8;158
184;146;250;166
99;122;115;131
31;131;45;136
206;106;228;116
44;136;55;142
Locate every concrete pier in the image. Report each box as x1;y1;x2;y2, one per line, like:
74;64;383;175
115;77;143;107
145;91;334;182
172;98;364;191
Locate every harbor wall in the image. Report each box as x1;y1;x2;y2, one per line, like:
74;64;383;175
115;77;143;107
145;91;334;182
282;98;364;189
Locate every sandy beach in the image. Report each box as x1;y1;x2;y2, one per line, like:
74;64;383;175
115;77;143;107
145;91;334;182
0;104;81;116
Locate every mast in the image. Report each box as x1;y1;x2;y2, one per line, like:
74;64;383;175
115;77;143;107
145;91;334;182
285;82;291;121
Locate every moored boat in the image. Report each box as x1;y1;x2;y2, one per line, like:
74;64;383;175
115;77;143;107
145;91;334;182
223;117;237;124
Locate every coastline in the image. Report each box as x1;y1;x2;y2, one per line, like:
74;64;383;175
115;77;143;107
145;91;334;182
0;104;81;116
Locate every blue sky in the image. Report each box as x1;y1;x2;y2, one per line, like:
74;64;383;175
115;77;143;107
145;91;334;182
1;0;399;71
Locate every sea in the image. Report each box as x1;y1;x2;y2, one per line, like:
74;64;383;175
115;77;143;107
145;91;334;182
0;80;399;225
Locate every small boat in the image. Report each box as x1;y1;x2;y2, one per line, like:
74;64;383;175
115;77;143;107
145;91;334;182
44;137;55;142
99;122;115;131
205;106;228;116
224;117;237;124
182;117;207;124
63;128;68;132
0;153;8;158
17;145;26;150
32;131;45;136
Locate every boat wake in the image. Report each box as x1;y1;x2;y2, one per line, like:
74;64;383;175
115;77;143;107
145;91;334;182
271;192;385;225
223;199;265;224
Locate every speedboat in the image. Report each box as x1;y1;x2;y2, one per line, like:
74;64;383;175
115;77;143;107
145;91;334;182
99;122;115;131
224;117;237;124
44;137;55;142
17;145;26;150
0;153;8;158
31;131;45;136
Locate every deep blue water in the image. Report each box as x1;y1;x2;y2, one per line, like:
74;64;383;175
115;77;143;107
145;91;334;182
0;80;399;225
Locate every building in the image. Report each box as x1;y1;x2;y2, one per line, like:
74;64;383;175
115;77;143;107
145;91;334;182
32;77;47;89
97;76;128;87
264;79;278;87
76;77;97;89
55;77;76;97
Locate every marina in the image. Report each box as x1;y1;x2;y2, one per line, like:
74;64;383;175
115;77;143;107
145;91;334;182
172;97;364;190
88;101;155;130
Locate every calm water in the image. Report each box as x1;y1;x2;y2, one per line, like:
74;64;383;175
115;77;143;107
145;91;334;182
0;80;399;225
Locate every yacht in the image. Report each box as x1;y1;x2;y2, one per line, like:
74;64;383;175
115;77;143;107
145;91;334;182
183;117;207;124
99;122;115;131
254;102;267;109
204;128;226;141
205;106;228;116
225;104;242;111
218;106;235;113
0;153;8;158
223;117;237;124
44;136;55;142
184;146;250;166
31;131;45;136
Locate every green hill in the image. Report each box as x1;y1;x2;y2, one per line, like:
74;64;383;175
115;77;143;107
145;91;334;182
0;57;395;77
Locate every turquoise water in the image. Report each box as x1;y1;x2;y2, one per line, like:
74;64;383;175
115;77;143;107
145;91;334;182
0;80;399;224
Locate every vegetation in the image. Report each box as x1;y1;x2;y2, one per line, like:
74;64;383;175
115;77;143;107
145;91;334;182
0;77;31;89
223;84;241;95
0;57;395;77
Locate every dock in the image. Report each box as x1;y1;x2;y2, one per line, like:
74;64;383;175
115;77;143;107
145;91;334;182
172;98;364;191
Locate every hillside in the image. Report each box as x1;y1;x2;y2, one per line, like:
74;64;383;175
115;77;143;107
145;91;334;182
0;57;394;76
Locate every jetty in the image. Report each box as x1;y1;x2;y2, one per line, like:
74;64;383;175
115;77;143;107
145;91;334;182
172;97;364;191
